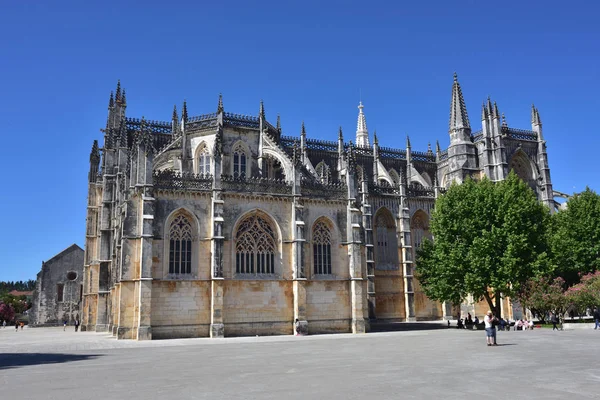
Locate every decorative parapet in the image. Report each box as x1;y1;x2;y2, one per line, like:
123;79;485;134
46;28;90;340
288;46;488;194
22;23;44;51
367;181;400;196
186;113;218;130
221;175;292;195
223;112;259;129
306;138;339;153
411;150;436;163
125;118;172;134
300;178;347;200
379;146;407;160
501;126;537;141
153;170;212;192
188;113;217;122
407;185;435;198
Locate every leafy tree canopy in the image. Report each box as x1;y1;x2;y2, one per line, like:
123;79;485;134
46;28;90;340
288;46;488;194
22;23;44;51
549;188;600;286
416;172;550;316
0;280;36;293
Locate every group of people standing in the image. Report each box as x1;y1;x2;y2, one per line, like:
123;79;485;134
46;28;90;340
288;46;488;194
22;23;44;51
63;319;80;332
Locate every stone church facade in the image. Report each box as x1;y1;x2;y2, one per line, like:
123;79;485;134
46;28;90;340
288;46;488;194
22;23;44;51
31;244;84;326
81;75;553;339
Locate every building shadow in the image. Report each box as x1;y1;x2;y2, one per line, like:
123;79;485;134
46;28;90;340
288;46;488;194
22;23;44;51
0;353;101;370
369;321;449;332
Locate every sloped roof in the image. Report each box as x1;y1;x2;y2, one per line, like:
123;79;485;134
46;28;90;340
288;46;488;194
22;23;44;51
43;243;84;264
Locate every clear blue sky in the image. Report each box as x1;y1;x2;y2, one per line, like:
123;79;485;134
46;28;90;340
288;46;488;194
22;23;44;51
1;0;598;281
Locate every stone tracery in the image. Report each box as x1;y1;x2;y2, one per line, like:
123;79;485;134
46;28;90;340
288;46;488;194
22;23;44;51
313;220;332;275
169;214;193;274
235;214;276;274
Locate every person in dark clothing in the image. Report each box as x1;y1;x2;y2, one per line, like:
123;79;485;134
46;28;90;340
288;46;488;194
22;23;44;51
551;313;559;331
75;319;80;332
593;308;600;330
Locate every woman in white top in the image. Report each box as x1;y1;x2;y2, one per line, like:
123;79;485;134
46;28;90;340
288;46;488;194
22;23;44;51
484;311;497;346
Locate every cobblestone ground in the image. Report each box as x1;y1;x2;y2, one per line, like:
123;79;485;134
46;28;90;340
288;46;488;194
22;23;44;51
1;326;599;400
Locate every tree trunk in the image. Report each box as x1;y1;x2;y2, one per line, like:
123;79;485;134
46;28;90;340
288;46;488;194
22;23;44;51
483;291;497;316
494;291;502;318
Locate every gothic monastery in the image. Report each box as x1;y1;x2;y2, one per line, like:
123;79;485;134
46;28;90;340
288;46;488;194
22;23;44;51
81;75;554;339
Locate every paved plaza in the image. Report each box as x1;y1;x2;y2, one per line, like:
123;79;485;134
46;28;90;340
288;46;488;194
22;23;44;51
1;326;599;400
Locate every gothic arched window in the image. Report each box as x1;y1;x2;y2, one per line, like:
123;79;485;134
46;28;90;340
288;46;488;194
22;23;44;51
233;142;247;178
411;211;431;250
313;220;332;275
235;214;276;274
374;208;398;270
315;161;331;184
197;144;210;176
169;214;193;274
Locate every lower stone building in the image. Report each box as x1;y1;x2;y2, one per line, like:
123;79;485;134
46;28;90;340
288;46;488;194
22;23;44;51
30;244;84;326
81;75;554;339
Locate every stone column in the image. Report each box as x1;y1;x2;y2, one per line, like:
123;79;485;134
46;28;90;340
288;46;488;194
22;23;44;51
210;192;225;338
399;174;415;321
116;126;154;340
361;179;375;319
348;200;366;333
292;196;308;335
210;132;225;338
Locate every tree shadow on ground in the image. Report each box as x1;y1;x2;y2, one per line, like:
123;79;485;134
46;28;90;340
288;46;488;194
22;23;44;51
0;353;101;370
369;321;449;332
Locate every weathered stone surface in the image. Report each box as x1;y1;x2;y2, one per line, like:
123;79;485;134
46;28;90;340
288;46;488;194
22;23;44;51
80;79;554;339
30;244;84;326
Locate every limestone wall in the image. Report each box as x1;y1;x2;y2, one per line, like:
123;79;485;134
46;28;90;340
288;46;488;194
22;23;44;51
305;280;351;333
414;278;442;320
151;280;211;339
223;280;293;336
374;272;405;320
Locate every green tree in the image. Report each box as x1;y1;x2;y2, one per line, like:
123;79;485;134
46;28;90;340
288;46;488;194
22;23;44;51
416;172;550;317
565;271;600;315
550;188;600;286
516;276;568;322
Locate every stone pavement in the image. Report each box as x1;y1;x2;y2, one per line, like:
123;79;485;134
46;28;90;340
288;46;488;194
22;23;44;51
1;326;599;400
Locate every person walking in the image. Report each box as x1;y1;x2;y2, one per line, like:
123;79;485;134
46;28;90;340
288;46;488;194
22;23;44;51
484;311;497;346
15;320;19;332
75;319;80;332
593;308;600;330
551;313;559;331
63;320;67;331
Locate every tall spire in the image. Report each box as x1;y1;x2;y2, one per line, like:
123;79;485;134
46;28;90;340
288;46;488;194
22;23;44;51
172;105;178;121
301;121;306;136
90;140;100;162
356;101;370;147
436;140;441;154
259;99;265;119
108;91;114;109
406;135;411;148
493;101;500;120
531;104;542;125
373;130;378;145
501;113;507;127
481;102;487;121
449;73;470;131
217;93;224;114
338;126;343;141
276;114;281;131
115;80;122;103
121;89;126;106
182;100;188;123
